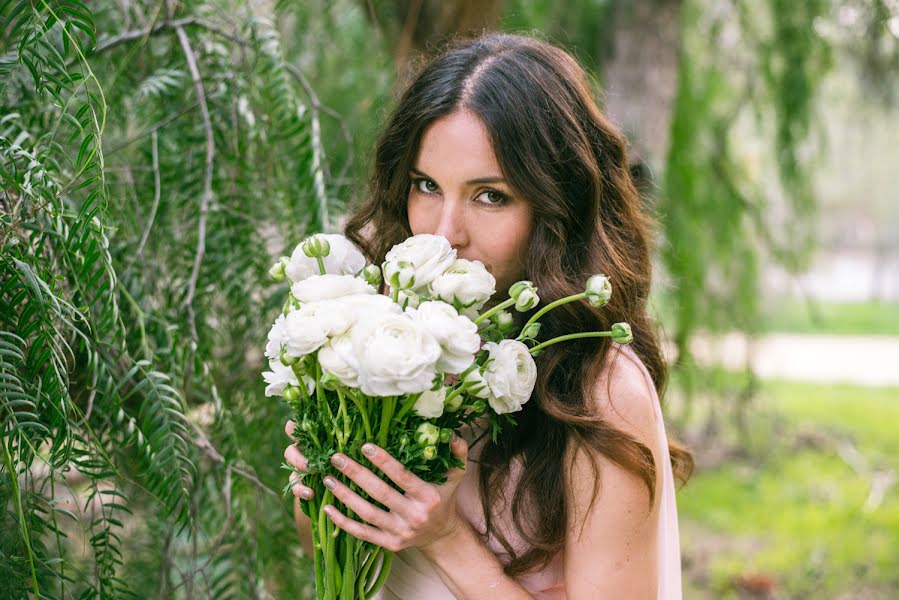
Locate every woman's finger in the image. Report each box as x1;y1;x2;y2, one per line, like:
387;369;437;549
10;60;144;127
329;452;408;510
323;475;395;531
444;435;469;485
284;419;299;442
356;443;428;498
323;505;398;551
287;473;314;500
284;445;308;471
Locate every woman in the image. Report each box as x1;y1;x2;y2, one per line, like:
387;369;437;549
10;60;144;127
283;33;693;599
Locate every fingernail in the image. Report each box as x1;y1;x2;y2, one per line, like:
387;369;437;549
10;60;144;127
362;443;376;457
323;505;332;516
331;454;346;469
323;476;336;490
301;488;312;499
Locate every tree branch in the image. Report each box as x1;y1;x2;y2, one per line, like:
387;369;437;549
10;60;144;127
94;17;249;54
175;26;214;351
283;62;332;231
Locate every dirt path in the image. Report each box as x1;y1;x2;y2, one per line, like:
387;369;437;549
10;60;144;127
686;333;899;387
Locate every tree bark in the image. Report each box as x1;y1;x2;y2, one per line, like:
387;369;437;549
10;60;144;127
599;0;683;172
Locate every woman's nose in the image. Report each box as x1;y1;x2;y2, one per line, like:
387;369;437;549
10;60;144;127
433;197;468;249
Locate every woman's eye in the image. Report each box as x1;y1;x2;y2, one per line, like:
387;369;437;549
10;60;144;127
414;178;439;194
476;190;507;206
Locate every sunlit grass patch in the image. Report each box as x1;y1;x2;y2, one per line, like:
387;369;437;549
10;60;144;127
679;378;899;598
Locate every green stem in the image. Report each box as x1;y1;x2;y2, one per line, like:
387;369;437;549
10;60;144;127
474;297;515;325
520;292;587;334
316;256;326;275
348;392;372;440
2;441;39;598
377;397;396;447
528;330;613;354
364;551;394;598
336;388;351;450
357;546;379;599
393;392;421;423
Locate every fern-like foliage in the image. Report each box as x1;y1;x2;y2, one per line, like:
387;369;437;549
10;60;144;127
1;1;334;598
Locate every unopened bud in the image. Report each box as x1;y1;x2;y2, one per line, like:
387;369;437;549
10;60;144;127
519;322;541;341
422;445;438;460
280;347;300;366
302;234;331;259
514;289;539;312
495;310;515;331
269;256;289;281
384;260;415;290
444;392;464;413
439;428;452;444
471;399;487;413
415;422;440;446
319;373;340;391
397;289;420;310
283;385;301;403
585;274;612;308
361;264;382;288
611;322;633;345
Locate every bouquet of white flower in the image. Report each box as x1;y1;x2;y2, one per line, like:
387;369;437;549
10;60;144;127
263;232;632;600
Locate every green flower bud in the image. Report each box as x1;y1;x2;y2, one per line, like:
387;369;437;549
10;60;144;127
319;372;340;391
361;264;383;287
302;234;331;258
397;288;421;310
471;399;487;414
269;256;289;282
611;322;633;345
444;392;464;413
508;280;535;299
422;445;438;460
519;322;541;341
399;434;410;449
415;422;440;446
283;385;301;403
514;289;539;312
495;309;515;332
280;347;300;366
384;260;416;290
439;428;452;444
585;274;612;308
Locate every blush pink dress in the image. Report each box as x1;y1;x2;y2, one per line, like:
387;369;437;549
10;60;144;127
373;342;682;599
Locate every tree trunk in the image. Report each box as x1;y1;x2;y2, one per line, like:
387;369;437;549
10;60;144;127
599;0;683;173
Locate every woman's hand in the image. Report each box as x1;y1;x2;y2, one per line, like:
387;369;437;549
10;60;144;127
284;418;470;553
284;420;316;500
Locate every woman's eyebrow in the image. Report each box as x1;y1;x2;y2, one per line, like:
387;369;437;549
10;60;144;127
410;166;506;185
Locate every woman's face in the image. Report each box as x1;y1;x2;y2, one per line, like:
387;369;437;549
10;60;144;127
407;110;534;298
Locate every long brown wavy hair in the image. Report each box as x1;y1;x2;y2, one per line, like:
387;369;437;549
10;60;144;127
344;33;693;576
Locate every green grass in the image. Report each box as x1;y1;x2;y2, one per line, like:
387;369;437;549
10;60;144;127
761;299;899;336
678;378;899;599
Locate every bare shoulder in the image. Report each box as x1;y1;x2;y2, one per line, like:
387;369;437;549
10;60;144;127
591;345;660;450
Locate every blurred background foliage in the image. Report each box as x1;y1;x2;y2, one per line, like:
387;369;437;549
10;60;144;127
1;0;897;598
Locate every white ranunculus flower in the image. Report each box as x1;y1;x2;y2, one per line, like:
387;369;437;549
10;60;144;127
291;274;374;303
407;301;480;374
282;304;333;358
264;314;288;360
429;258;496;312
352;314;441;397
284;234;366;283
262;360;314;397
462;367;491;399
482;339;537;414
413;387;446;418
318;334;360;388
383;234;456;292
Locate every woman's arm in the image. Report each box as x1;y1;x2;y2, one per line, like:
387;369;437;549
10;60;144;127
563;354;663;599
292;496;315;558
320;436;534;600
